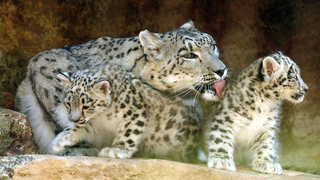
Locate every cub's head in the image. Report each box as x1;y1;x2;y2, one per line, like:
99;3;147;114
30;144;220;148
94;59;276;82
260;51;308;103
57;71;112;125
138;19;228;101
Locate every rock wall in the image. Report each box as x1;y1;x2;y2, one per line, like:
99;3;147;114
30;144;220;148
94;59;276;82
0;0;319;174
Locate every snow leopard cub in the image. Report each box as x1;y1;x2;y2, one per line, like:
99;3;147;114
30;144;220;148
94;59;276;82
202;52;308;174
48;63;202;162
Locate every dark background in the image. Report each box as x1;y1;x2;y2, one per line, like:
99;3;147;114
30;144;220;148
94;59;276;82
0;0;319;174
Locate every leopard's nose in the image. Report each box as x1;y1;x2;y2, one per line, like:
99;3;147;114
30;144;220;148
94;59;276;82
303;84;308;92
214;68;227;77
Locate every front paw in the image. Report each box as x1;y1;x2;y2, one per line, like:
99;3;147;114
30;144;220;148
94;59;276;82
48;143;64;155
57;147;99;156
207;157;236;172
99;147;132;159
252;161;282;174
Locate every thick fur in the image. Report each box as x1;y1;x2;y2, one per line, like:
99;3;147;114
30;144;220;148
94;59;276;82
49;64;202;162
202;52;308;174
14;19;228;154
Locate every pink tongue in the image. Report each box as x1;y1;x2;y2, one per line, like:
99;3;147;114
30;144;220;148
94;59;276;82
212;79;226;99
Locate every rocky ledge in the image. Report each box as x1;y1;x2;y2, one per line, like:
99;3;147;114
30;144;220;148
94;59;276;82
0;108;39;156
1;155;320;180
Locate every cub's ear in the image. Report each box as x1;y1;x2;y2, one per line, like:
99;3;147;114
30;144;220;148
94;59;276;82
261;56;280;81
180;19;195;29
93;79;111;98
57;72;71;88
139;30;163;59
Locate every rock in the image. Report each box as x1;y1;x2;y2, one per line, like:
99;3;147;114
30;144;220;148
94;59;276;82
0;155;34;180
0;108;39;155
0;155;319;180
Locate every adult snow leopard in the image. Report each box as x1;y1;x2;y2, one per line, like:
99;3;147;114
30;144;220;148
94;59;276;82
49;63;202;162
201;52;308;174
14;19;228;154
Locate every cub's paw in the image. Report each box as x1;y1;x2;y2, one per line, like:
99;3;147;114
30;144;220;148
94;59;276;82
207;157;236;172
57;147;99;156
98;147;132;159
48;143;64;155
252;161;282;174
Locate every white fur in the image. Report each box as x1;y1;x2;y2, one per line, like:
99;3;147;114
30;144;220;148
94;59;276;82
17;80;56;154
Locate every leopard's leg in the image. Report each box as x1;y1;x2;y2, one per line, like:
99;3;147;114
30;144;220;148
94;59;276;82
98;115;147;159
205;117;236;171
177;125;201;163
250;121;282;174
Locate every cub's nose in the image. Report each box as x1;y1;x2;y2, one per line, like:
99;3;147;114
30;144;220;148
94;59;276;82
69;116;80;122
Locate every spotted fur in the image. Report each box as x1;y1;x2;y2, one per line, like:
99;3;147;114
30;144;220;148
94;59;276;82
48;64;202;162
14;19;227;154
202;52;308;174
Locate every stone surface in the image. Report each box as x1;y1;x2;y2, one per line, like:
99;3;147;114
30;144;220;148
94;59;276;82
0;108;39;156
0;155;319;180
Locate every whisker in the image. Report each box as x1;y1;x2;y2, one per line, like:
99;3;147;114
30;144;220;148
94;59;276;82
165;81;200;98
192;84;203;107
180;88;195;99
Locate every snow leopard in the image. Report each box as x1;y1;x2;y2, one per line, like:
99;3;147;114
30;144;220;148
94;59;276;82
48;63;202;162
201;51;308;174
14;19;228;154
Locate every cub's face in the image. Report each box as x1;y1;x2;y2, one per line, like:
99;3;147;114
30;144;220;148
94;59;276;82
139;20;228;101
280;61;308;103
57;71;112;125
262;52;308;104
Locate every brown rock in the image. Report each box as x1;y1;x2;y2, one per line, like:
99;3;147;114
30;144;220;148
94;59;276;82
0;108;39;156
0;155;319;180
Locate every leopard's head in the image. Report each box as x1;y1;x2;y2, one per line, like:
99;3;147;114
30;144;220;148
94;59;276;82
57;71;112;125
260;51;308;103
139;19;228;101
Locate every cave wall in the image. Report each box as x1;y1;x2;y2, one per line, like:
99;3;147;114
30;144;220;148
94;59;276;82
0;0;319;173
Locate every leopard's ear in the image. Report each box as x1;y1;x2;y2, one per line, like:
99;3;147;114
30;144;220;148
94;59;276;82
139;30;164;60
261;56;280;81
93;79;111;97
180;19;195;29
57;72;71;88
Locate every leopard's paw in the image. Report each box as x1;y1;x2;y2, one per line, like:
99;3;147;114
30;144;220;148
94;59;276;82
207;157;236;172
98;147;132;159
252;160;282;174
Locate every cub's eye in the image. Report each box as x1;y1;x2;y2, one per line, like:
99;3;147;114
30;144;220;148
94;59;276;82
182;53;197;59
293;75;298;80
65;102;71;108
83;106;90;110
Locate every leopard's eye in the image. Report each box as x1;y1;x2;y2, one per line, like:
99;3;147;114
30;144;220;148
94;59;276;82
182;53;197;59
293;75;298;80
212;44;219;57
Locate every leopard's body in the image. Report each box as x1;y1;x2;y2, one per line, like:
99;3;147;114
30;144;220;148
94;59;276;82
201;52;308;174
14;19;228;155
49;64;202;162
